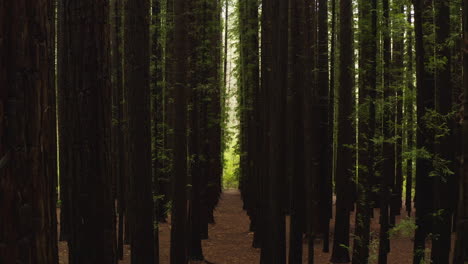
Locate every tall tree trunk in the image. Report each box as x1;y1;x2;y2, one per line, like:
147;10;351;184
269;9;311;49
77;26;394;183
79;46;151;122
58;1;116;263
318;0;332;256
289;0;307;262
327;0;337;253
379;1;392;263
413;1;435;263
260;0;288;262
170;0;189;261
111;0;126;259
453;0;468;262
405;4;414;218
0;0;58;263
391;1;405;226
124;0;156;262
331;0;354;262
352;0;377;262
432;1;453;263
151;0;163;261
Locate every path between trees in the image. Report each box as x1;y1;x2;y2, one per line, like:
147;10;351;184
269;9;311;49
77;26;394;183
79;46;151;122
58;189;437;264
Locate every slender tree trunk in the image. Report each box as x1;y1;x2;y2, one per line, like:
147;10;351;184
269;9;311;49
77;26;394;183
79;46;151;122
432;1;453;263
111;0;126;259
413;1;435;263
318;0;332;256
379;1;392;263
289;0;307;261
405;4;414;218
352;0;377;262
124;0;156;262
391;2;405;225
170;0;189;262
151;0;163;262
326;0;337;253
331;0;354;262
453;0;468;262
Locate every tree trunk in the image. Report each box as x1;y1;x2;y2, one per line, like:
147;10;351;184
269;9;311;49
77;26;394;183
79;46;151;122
260;0;288;262
453;0;468;262
352;0;377;262
331;0;354;262
58;1;116;263
0;0;58;263
432;1;453;263
405;4;414;218
170;0;189;261
124;0;156;262
318;0;332;255
413;1;435;263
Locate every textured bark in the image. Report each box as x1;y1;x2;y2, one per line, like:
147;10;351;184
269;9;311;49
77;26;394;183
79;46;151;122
331;0;354;262
58;1;116;263
0;0;58;263
124;0;156;262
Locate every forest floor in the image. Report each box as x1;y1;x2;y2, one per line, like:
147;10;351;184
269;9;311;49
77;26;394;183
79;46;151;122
58;189;451;263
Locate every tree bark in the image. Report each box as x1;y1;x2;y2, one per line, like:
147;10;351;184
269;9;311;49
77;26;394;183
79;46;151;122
331;0;354;262
124;0;156;262
0;0;58;263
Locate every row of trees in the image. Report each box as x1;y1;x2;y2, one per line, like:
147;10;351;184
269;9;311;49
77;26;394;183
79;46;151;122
234;0;468;263
1;0;224;263
1;0;468;263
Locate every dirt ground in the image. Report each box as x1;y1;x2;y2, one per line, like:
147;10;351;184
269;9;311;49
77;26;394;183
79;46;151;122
58;189;451;263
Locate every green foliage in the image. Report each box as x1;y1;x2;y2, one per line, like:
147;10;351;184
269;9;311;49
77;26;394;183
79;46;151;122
389;217;417;238
223;139;239;188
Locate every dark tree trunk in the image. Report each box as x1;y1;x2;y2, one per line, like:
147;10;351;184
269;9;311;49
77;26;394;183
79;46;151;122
238;0;260;237
413;1;435;263
58;1;116;263
0;0;58;263
170;0;189;262
151;0;163;261
260;0;288;262
379;1;392;263
432;1;453;263
331;0;354;262
57;0;71;243
325;0;336;253
453;0;468;262
405;4;414;218
111;0;126;259
124;0;156;262
352;0;377;262
317;0;332;255
391;1;405;225
289;0;308;262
